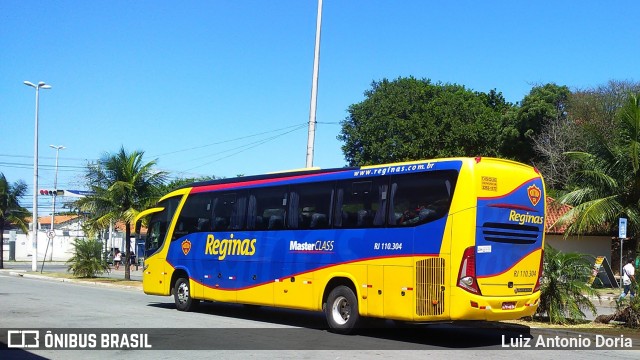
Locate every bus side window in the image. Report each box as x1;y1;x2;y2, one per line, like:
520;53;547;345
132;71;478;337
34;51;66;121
289;182;334;230
389;171;457;227
249;186;287;230
173;193;213;240
212;192;247;231
334;179;387;229
230;195;247;230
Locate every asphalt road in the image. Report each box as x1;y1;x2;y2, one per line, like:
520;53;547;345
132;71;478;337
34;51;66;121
0;261;619;321
0;271;638;359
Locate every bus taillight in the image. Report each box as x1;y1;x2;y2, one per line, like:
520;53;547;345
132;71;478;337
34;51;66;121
457;246;481;295
533;249;544;292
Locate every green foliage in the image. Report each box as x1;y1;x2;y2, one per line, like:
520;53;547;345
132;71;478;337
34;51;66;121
557;92;640;237
533;81;640;191
503;83;571;163
0;173;30;269
536;246;598;324
338;77;513;166
615;289;640;328
66;238;109;278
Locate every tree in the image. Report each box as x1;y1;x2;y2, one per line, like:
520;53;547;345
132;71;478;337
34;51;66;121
0;173;29;269
536;246;598;324
338;77;512;166
66;238;109;278
534;81;640;190
76;147;167;280
557;92;640;240
530;107;584;190
503;83;571;165
570;80;640;148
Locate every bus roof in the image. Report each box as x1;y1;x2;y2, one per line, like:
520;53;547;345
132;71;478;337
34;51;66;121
178;166;356;190
177;157;536;191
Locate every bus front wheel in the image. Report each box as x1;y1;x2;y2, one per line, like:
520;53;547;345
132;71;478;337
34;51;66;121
174;277;200;312
325;285;359;334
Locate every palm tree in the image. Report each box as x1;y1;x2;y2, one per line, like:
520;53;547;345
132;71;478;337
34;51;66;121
554;92;640;326
0;173;30;269
76;147;167;280
558;93;640;243
536;246;598;324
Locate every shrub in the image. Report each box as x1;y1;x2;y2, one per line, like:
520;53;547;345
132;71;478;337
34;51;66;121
536;246;598;324
66;238;110;278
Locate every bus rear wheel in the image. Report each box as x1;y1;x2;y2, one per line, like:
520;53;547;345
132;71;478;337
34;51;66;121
174;277;200;312
325;285;359;334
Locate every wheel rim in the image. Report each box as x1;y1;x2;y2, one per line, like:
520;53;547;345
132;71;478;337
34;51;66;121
177;281;189;305
330;295;351;325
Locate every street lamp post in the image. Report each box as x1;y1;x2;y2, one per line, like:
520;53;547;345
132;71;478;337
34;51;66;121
48;145;65;261
24;81;51;272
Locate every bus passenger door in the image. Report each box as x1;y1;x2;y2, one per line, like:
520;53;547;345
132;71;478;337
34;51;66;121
143;255;168;295
383;266;414;320
366;265;384;317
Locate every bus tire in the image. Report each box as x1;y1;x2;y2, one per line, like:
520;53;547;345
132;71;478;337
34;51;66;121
325;285;359;334
174;277;199;312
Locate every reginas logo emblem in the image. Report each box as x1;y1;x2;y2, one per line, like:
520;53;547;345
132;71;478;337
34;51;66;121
527;184;541;207
181;239;192;255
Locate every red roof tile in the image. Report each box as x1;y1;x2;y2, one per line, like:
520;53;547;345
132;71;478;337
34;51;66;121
34;215;80;226
545;196;572;234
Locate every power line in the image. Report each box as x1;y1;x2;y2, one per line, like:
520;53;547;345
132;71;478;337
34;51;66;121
0;153;95;160
150;123;307;158
0;161;87;171
2;123;312;181
179;124;307;173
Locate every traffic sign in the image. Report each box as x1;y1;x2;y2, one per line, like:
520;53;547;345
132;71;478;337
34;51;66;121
619;218;627;239
46;230;55;240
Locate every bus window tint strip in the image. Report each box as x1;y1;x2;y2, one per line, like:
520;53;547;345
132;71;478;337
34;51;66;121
175;170;459;234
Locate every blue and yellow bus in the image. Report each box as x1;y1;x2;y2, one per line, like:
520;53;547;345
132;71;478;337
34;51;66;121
135;157;545;333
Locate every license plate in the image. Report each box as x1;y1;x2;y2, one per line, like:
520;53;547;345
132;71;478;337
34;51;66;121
502;302;516;310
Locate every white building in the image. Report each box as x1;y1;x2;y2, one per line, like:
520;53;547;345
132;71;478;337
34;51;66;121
1;215;141;262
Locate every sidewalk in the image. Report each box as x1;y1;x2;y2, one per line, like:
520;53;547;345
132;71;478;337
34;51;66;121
0;260;142;283
0;268;142;290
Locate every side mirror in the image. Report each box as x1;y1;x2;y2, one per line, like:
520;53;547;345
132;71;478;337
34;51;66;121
135;219;142;235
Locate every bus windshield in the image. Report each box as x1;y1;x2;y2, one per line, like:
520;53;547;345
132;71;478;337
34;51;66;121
144;196;181;258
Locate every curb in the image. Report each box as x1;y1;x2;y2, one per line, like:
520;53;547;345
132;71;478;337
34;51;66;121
3;270;142;291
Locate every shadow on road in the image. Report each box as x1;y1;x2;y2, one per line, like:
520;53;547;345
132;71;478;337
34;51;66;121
0;344;50;360
146;301;532;349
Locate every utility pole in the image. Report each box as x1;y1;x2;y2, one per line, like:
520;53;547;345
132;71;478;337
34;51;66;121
305;0;323;168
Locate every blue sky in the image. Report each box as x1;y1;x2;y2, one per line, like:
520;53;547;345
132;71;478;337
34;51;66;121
1;1;638;213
